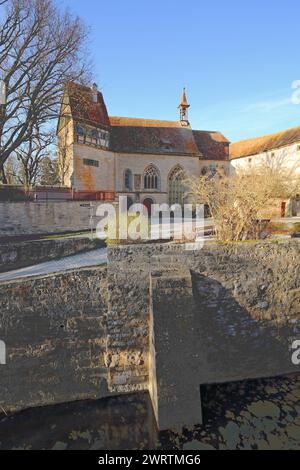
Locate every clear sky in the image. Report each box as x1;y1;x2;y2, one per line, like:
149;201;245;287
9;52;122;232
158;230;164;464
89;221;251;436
60;0;300;142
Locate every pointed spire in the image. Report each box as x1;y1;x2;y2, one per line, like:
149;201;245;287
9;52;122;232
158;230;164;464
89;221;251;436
179;87;190;108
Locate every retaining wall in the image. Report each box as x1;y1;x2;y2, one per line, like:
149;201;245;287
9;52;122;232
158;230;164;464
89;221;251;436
0;237;104;272
0;266;108;412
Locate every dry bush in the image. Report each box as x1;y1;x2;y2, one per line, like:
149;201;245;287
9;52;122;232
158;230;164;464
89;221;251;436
189;165;300;242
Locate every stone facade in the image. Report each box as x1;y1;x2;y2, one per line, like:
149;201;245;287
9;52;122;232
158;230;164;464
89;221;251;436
0;200;106;236
0;266;109;412
57;84;230;205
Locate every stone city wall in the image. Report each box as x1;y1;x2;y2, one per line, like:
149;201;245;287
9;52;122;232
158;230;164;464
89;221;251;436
0;201;106;236
0;241;299;429
0;266;108;413
147;241;300;429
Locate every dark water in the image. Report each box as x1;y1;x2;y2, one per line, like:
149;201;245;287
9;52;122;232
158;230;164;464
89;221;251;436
0;374;299;450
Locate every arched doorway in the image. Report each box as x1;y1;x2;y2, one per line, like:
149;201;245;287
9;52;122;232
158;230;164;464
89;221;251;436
127;196;134;210
168;165;185;205
143;197;154;216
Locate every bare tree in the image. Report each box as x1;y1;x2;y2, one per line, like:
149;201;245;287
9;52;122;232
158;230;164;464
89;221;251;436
13;129;55;186
4;153;19;184
39;155;59;186
0;0;90;182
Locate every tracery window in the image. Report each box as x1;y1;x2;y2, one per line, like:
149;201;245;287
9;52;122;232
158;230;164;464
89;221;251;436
143;165;160;190
168;165;185;205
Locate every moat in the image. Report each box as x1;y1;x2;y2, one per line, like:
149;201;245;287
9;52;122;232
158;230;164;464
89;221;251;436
0;374;299;450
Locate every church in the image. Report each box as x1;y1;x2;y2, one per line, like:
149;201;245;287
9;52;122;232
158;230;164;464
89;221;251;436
57;83;230;209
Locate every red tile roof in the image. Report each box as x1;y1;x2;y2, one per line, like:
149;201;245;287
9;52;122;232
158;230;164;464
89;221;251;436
67;83;110;128
110;125;200;156
230;125;300;160
179;88;190;108
193;131;230;161
109;116;182;128
66;83;229;160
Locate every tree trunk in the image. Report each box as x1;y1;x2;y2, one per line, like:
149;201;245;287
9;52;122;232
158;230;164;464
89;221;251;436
0;163;8;184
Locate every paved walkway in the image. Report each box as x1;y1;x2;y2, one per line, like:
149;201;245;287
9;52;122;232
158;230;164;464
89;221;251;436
0;248;107;283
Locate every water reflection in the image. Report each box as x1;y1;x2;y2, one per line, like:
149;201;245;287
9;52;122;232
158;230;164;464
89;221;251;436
0;392;158;450
0;374;299;450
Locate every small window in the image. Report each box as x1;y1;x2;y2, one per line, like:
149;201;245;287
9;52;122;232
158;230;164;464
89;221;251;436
83;158;99;167
76;124;85;136
297;144;300;152
209;163;217;174
271;152;275;158
124;169;132;190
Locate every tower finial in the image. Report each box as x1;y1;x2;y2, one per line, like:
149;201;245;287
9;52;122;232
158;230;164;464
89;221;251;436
178;87;190;124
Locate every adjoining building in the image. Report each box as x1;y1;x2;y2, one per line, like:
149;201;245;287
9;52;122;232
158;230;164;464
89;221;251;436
230;126;300;216
57;84;230;208
230;125;300;175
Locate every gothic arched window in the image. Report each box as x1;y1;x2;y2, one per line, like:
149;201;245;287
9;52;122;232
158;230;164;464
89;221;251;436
143;165;160;190
168;165;185;205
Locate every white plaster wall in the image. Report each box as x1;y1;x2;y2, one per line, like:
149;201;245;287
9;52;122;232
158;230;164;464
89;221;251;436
231;143;300;176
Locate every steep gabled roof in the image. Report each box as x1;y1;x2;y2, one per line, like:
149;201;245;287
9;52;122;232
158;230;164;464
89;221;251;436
67;83;110;128
230;125;300;160
64;83;229;159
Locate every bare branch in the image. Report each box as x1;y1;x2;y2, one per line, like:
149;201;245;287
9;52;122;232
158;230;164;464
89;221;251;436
0;0;91;182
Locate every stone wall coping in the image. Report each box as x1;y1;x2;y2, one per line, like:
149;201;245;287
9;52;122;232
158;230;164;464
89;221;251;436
0;264;106;286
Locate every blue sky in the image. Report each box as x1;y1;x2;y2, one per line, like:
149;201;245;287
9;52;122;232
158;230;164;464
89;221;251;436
60;0;300;142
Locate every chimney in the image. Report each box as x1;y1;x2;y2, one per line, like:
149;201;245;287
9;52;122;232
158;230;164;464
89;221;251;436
91;83;98;103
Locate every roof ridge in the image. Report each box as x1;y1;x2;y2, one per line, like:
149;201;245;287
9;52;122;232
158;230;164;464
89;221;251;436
109;115;178;122
232;124;300;146
230;124;300;160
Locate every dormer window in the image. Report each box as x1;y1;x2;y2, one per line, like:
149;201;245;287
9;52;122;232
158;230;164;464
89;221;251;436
161;138;172;150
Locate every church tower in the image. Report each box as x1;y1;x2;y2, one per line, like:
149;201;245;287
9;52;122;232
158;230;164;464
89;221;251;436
178;87;190;125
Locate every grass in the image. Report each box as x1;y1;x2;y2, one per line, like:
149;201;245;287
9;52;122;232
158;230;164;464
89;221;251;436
41;230;92;239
